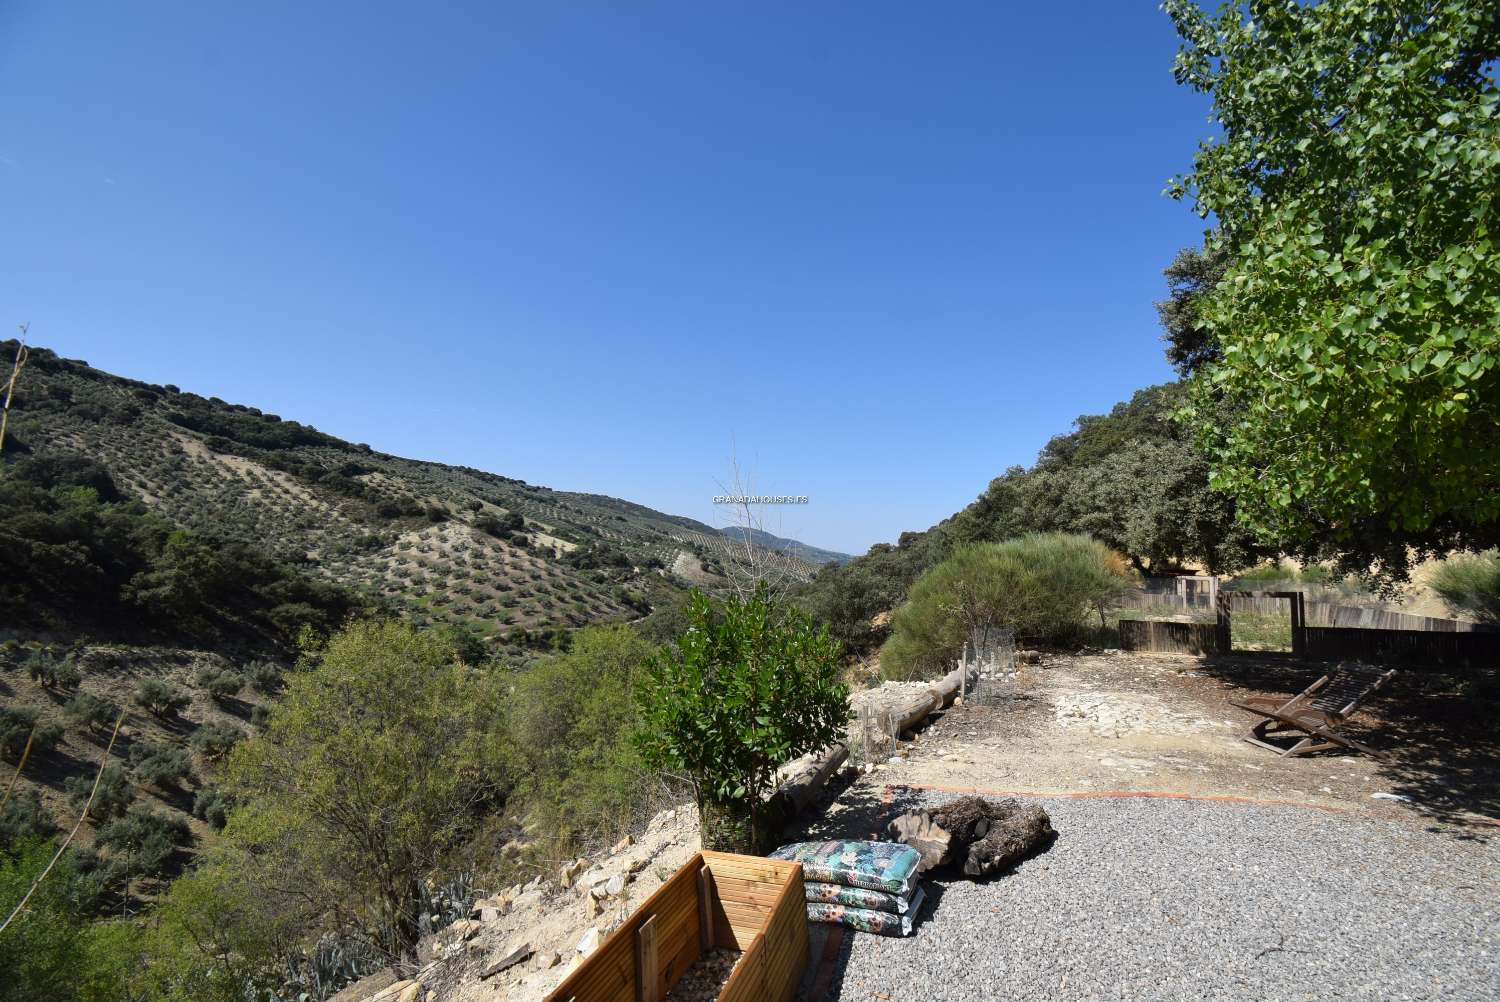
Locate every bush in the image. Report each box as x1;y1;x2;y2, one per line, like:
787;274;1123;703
190;722;244;763
64;691;120;735
635;587;847;853
1430;551;1500;624
881;533;1134;679
97;806;189;880
506;625;657;847
129;741;193;791
225;620;500;964
0;788;59;845
67;764;135;820
195;667;243;703
134;679;190;718
245;660;282;695
191;787;233;830
0;706;63;760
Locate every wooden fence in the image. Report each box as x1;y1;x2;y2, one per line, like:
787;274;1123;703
1117;619;1224;656
1301;626;1500;668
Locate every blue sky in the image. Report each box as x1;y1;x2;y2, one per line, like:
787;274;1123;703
0;2;1212;555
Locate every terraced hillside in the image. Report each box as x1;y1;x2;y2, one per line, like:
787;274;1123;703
3;340;829;645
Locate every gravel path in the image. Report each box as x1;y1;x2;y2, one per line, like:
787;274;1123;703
819;794;1499;1002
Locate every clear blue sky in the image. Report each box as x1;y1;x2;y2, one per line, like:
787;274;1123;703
0;2;1211;555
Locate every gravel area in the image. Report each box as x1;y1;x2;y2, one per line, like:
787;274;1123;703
819;795;1499;1002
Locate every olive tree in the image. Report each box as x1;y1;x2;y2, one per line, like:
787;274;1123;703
635;586;847;853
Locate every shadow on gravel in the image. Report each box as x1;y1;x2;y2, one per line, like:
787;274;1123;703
1195;654;1500;836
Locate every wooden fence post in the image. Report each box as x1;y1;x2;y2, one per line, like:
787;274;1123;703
1216;590;1233;655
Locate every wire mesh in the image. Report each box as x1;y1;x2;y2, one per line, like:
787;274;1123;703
965;626;1018;706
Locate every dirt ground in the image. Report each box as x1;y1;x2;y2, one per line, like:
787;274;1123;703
818;649;1500;835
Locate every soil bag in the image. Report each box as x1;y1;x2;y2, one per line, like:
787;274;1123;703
803;880;917;914
805;887;925;937
769;840;921;896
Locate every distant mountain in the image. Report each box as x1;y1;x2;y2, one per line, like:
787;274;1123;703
718;525;851;567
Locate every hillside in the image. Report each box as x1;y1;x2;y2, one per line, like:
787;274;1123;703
718;525;850;567
0;338;831;897
2;340;830;646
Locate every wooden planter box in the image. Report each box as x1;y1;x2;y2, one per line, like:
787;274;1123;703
545;850;809;1002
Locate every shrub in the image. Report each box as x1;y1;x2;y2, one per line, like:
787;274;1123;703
1431;551;1500;624
881;533;1135;679
67;764;135;820
506;625;657;847
97;806;189;880
0;788;59;845
191;787;233;830
635;587;848;853
129;741;194;791
249;704;271;729
64;691;120;735
245;660;282;695
195;667;243;703
225;620;500;964
0;706;63;760
190;722;244;762
134;679;190;718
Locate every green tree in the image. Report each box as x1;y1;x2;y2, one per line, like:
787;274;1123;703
225;620;499;966
881;534;1134;678
1156;245;1228;376
67;764;135;821
1166;1;1500;577
506;625;657;847
634;587;847;853
135;678;191;718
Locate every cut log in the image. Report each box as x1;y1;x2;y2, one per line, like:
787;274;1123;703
929;796;1056;878
885;810;953;873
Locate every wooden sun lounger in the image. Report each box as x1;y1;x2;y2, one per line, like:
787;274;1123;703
1232;662;1397;758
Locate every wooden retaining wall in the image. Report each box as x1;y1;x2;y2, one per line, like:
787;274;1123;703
706;852;808;1002
544;851;807;1002
1302;626;1500;668
1118;619;1224;656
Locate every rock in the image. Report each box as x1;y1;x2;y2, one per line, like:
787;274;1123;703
1018;649;1041;665
576;926;601;956
612;834;634;854
585;894;602;917
396;983;422;1002
512;888;543;912
1371;792;1411;802
500;839;524;859
443;919;482;942
532;950;560;971
627;858;648;874
469;894;511;922
480;941;533;979
558;858;585;888
604;873;625;897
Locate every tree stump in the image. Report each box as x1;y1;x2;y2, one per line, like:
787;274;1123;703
888;796;1054;878
885;810;952;872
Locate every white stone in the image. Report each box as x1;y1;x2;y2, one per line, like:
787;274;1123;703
576;926;601;956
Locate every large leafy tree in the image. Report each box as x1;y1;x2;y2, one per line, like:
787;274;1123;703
1165;1;1500;578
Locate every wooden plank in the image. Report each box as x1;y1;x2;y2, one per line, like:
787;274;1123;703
696;863;713;952
635;915;658;1002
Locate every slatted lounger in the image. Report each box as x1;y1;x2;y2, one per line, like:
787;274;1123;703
1232;662;1397;758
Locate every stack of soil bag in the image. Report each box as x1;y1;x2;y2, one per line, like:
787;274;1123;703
768;840;923;937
